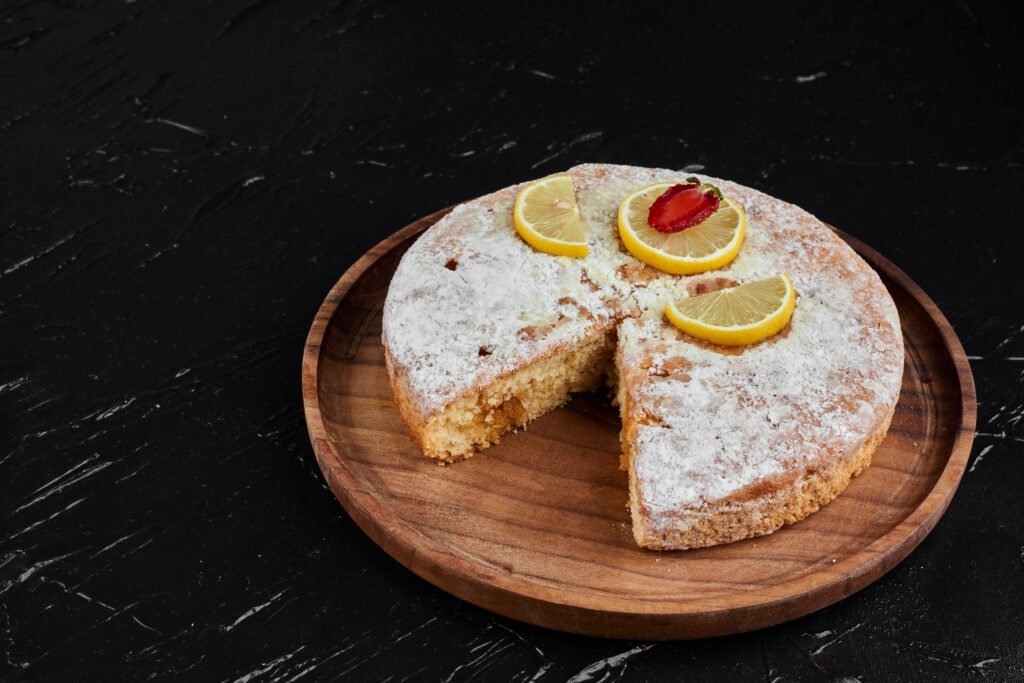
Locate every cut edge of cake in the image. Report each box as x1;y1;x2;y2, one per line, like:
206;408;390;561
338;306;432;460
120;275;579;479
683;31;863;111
384;326;617;463
387;316;897;548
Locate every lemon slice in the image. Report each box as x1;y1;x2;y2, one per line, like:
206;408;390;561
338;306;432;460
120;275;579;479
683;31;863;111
618;182;746;274
513;174;588;257
665;273;796;346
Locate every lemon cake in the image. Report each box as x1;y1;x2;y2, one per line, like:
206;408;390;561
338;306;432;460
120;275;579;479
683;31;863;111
382;163;903;549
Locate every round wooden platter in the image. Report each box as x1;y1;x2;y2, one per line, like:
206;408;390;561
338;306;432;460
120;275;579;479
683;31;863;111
301;206;977;640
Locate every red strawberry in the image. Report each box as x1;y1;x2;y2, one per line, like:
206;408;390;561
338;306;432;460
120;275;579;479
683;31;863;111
647;183;721;233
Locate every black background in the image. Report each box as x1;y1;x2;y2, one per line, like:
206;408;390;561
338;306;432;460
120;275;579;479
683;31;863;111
2;1;1023;680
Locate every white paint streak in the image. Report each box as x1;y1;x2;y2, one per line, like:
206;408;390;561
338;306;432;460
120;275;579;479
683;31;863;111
567;644;656;682
526;68;556;80
970;444;995;472
3;256;35;275
281;634;375;683
527;663;553;682
3;551;78;591
30;455;99;495
231;647;303;683
391;616;438;645
530;131;603;169
810;622;863;656
14;460;112;513
89;531;140;558
75;591;116;611
96;397;136;420
132;615;164;635
150;117;208;137
795;71;827;83
0;376;29;392
976;431;1024;443
7;498;86;540
222;590;286;631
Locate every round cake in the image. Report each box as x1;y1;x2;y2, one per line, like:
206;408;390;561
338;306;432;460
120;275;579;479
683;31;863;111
382;163;904;549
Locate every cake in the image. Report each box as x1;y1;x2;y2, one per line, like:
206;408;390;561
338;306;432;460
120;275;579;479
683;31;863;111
382;163;904;549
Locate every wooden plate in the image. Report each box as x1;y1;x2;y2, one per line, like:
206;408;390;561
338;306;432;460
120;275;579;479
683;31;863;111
302;206;976;640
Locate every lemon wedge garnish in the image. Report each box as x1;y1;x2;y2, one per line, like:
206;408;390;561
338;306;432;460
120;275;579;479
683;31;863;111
665;273;796;346
513;174;588;258
618;182;745;274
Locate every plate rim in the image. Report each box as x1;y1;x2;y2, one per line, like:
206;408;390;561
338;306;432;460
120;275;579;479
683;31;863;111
301;206;977;639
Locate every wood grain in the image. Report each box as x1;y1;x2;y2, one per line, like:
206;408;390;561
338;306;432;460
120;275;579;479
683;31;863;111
301;207;977;640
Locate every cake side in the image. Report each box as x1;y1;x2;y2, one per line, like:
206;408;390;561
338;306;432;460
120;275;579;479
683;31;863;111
386;326;616;463
624;397;895;549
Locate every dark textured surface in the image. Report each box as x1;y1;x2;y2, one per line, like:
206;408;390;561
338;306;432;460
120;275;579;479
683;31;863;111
1;1;1021;680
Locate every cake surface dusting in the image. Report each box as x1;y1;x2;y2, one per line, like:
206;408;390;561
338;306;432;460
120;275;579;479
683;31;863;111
382;163;903;547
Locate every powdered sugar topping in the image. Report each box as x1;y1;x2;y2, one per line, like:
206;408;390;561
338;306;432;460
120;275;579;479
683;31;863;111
383;163;903;513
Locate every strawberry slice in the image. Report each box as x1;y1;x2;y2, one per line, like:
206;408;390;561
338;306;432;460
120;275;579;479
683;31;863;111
647;182;721;233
